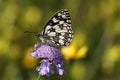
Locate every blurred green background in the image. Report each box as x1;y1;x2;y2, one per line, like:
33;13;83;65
0;0;120;80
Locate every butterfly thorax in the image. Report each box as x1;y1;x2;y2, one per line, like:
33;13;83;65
36;33;57;47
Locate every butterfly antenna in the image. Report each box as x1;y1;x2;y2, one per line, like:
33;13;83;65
24;31;38;34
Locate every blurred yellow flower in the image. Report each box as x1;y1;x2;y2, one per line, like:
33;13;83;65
61;42;88;60
61;42;76;60
23;48;37;69
75;45;88;59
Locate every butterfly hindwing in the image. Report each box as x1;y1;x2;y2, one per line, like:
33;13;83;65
41;9;73;46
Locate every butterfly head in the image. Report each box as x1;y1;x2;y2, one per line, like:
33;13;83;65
36;33;45;43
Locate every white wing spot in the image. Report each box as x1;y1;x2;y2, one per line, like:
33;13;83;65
61;33;65;35
56;43;60;46
69;34;72;37
69;30;72;33
62;15;66;18
68;24;71;26
53;25;61;31
63;12;66;14
48;32;56;36
63;23;68;26
59;21;64;24
55;28;61;32
56;29;67;32
45;25;52;33
47;30;50;34
67;20;71;23
66;42;69;46
59;39;64;45
52;17;59;23
63;27;67;29
59;36;64;39
58;13;62;16
53;25;59;29
64;9;67;11
68;38;71;41
46;25;52;30
53;27;61;32
67;26;70;29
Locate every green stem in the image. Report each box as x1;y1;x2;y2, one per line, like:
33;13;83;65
37;74;40;80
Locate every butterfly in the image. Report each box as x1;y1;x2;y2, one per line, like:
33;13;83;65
36;9;73;47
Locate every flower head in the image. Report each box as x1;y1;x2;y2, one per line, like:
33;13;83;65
29;43;65;76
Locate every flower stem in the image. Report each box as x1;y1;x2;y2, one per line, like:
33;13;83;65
37;74;40;80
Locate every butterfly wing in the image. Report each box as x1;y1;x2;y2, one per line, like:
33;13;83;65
42;9;73;46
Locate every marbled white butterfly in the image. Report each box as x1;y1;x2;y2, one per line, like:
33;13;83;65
36;9;73;47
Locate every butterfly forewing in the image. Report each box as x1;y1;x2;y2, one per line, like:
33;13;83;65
41;9;73;46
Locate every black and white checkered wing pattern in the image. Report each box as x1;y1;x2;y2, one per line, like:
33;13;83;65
42;9;73;46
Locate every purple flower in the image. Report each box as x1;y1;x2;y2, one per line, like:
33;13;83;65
29;43;65;76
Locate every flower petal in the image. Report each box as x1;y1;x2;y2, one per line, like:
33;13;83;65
29;43;65;76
